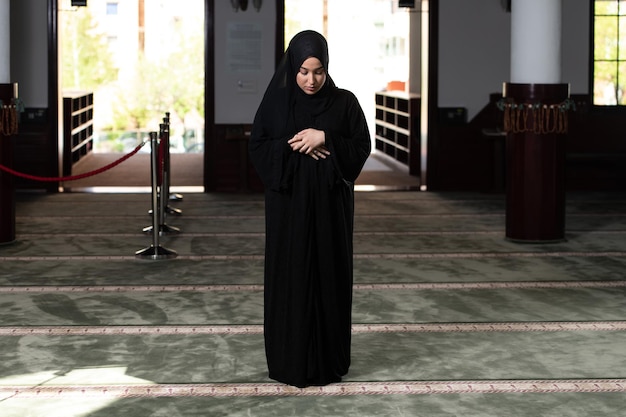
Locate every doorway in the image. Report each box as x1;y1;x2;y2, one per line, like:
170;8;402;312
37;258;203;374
284;0;420;190
58;0;204;189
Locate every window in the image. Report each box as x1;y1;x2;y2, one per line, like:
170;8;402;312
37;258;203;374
106;2;119;15
593;0;626;105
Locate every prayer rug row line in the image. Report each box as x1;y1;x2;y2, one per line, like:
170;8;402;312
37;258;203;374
17;213;505;220
17;231;504;238
1;251;626;262
16;212;626;220
14;229;626;238
2;379;625;398
2;321;625;336
1;280;624;293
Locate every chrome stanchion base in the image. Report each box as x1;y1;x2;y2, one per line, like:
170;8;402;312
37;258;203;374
148;206;182;216
135;245;178;260
143;224;181;235
166;205;183;216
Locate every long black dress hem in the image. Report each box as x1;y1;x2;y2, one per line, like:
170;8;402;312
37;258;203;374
269;373;343;389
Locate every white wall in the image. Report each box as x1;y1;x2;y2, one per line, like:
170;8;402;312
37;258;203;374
561;0;589;94
0;0;9;84
10;0;48;107
437;0;511;120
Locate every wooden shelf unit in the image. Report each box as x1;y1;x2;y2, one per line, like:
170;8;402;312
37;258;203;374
374;91;420;175
63;91;94;176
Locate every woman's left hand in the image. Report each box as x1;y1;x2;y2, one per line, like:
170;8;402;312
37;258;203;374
288;128;330;160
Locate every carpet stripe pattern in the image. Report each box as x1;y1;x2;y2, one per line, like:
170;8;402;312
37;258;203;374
2;321;626;336
3;251;626;262
1;280;626;293
2;379;626;399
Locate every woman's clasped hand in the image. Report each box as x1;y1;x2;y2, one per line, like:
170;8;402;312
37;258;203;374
287;128;330;160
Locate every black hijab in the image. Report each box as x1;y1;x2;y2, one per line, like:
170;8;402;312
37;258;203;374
250;30;339;191
255;30;337;137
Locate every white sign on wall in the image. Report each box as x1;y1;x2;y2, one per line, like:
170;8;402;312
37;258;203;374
214;2;276;124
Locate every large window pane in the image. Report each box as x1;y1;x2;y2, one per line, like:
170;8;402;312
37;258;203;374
619;15;626;58
618;61;626;103
594;61;619;105
596;0;618;15
593;1;626;105
595;16;619;60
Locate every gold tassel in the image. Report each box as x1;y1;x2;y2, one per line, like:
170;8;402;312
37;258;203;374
0;105;19;136
500;101;570;135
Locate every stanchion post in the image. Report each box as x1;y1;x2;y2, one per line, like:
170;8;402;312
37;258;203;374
161;117;182;215
144;122;180;235
164;112;183;202
159;123;169;225
136;131;177;260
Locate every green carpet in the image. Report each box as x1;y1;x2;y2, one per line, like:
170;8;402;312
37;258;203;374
0;190;625;416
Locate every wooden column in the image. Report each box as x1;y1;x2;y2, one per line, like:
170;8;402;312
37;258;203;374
503;83;569;242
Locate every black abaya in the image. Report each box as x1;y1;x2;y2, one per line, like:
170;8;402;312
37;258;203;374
249;31;371;388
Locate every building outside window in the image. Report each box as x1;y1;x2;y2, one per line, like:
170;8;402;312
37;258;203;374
106;2;118;15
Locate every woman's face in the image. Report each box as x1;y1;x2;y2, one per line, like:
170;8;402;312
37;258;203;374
296;57;327;95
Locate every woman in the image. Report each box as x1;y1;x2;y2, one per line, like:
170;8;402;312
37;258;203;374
249;30;371;388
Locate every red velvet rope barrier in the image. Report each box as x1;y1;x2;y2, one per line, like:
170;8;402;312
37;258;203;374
157;131;166;186
0;141;147;182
